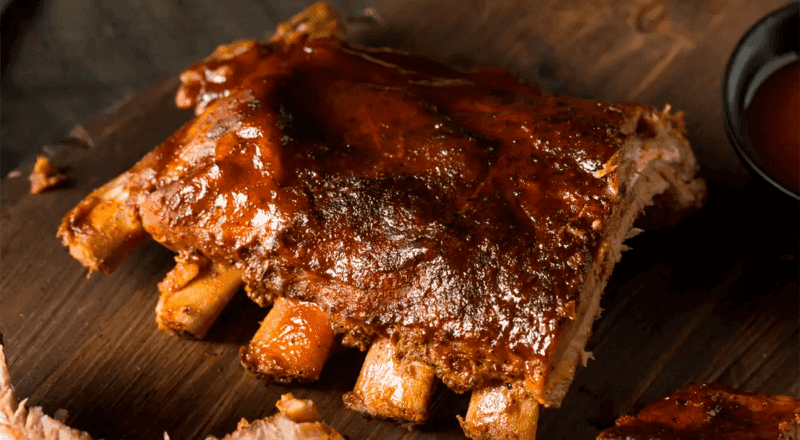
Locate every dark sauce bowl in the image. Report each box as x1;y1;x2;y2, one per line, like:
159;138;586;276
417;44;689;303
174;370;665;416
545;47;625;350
722;3;799;201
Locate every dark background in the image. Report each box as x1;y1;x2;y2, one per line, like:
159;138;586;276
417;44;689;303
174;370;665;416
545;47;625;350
0;0;783;183
1;0;375;175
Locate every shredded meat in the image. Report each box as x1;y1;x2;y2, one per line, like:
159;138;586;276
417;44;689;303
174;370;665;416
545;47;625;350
1;341;343;440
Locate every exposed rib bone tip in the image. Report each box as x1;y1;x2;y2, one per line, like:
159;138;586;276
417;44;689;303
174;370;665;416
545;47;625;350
460;382;540;440
343;337;436;425
156;258;243;338
240;297;335;383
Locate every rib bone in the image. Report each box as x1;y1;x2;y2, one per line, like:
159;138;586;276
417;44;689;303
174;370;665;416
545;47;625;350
240;297;335;383
57;173;148;274
156;257;243;338
459;382;539;440
343;337;436;425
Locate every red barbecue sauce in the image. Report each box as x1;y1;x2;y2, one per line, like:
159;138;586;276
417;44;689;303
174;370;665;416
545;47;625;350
746;60;800;194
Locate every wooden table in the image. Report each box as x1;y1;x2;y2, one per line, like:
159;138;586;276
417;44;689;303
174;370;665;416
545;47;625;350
2;1;797;439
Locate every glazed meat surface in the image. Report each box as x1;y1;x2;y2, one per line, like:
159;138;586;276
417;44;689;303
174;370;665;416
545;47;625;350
597;383;800;440
58;11;704;399
104;36;608;387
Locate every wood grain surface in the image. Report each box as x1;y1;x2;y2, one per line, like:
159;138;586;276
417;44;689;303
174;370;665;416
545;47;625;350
1;1;797;439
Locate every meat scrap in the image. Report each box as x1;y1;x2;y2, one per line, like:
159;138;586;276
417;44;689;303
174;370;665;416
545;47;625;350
597;383;800;440
57;2;706;438
0;341;343;440
207;394;345;440
29;155;67;194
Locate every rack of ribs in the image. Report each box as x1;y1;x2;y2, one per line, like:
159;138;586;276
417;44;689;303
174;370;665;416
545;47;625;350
597;383;800;439
57;3;706;438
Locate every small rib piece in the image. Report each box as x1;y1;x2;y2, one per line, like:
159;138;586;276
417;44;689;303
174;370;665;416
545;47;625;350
597;383;800;440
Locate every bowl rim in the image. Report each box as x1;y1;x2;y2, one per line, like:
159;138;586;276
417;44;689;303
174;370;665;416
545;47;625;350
721;2;799;201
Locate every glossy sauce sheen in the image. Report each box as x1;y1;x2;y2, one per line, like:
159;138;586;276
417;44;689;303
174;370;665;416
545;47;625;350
242;297;334;381
597;383;800;439
132;36;638;386
746;60;800;194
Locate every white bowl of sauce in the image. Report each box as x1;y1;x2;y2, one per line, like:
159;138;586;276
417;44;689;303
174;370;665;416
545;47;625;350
723;3;799;200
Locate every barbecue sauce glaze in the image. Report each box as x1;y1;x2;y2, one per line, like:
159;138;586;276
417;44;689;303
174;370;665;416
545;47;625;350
131;36;642;390
598;383;800;439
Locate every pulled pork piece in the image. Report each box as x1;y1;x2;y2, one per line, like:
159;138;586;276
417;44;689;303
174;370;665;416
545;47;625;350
597;383;800;440
1;342;93;440
29;155;67;194
1;343;343;440
207;394;344;440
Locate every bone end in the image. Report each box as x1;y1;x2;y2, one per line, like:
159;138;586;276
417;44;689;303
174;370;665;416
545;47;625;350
240;297;335;383
343;337;436;426
459;383;539;440
156;259;243;338
58;174;148;274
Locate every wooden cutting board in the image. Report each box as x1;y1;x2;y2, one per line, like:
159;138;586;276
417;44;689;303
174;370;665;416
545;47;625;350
1;1;797;439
